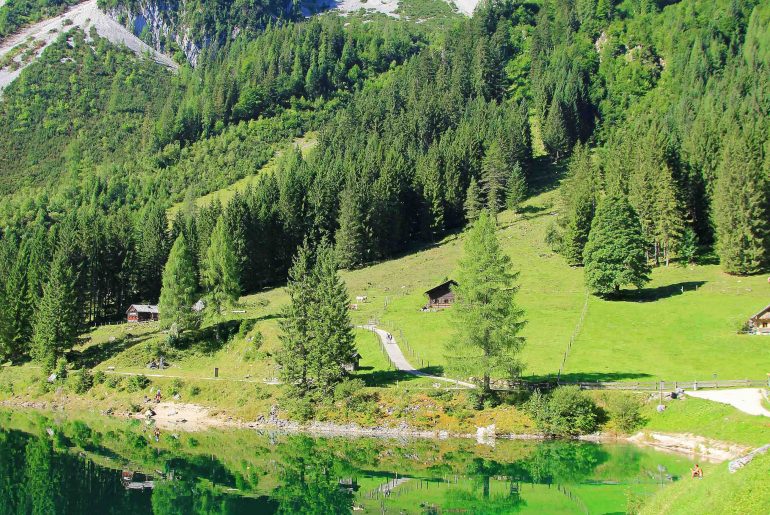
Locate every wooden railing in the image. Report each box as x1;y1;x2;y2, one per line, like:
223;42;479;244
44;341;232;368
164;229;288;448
492;378;769;392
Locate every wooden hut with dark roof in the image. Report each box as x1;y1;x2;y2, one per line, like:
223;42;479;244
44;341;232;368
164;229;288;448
424;280;457;309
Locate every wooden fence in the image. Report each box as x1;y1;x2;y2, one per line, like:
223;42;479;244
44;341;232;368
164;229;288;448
493;378;769;392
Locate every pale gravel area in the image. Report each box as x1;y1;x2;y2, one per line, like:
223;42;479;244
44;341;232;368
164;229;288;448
0;0;176;91
687;388;770;417
628;431;750;463
449;0;480;16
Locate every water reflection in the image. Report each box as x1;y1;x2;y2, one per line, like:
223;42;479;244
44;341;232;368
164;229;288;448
0;410;688;514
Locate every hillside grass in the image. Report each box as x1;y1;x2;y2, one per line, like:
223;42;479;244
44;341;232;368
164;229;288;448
641;450;770;514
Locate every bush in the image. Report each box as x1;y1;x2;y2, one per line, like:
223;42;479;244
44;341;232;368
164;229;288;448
93;370;106;385
188;385;201;397
105;375;122;389
605;393;644;433
71;368;93;394
169;378;184;396
526;386;599;437
125;374;151;393
54;358;69;381
333;378;366;402
284;396;314;422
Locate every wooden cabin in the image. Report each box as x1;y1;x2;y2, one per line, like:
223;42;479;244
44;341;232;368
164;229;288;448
748;304;770;334
424;280;457;309
126;304;159;323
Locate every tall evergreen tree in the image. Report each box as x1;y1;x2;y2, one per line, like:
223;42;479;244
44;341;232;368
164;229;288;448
505;162;527;213
446;211;526;397
713;135;769;275
32;250;78;372
278;242;315;393
583;195;651;296
464;177;484;224
542;101;571;163
480;141;508;218
334;182;369;269
307;243;356;394
136;202;170;302
202;218;240;316
159;234;199;335
560;144;597;265
654;165;685;266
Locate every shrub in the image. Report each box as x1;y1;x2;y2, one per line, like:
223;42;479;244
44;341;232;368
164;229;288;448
54;358;69;380
125;374;151;393
71;368;93;394
188;385;201;397
105;375;122;389
169;378;184;396
605;393;644;433
284;396;314;422
93;370;106;385
526;386;599;437
333;378;367;402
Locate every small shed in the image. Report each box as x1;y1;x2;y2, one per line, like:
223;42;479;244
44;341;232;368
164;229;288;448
126;304;159;323
343;351;362;373
748;304;770;334
424;280;457;309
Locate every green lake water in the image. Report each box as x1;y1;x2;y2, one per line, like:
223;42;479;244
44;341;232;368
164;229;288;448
0;409;693;514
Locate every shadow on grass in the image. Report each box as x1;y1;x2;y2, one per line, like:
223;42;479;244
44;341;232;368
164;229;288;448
614;281;707;303
355;365;445;387
69;331;159;368
527;372;653;384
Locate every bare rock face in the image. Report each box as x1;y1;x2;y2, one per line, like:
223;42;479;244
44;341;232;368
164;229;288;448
106;0;203;66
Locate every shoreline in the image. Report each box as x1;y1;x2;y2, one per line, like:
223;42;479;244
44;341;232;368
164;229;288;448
0;398;749;462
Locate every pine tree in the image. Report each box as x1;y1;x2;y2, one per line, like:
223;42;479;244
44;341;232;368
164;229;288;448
307;243;356;394
480;141;508;217
713;135;769;275
136;201;170;302
278;242;315;393
202;218;240;316
32;251;78;372
560;144;597;265
654;165;685;266
505;162;527;213
159;234;199;335
446;211;526;397
464;177;484;224
335;183;368;269
542;101;571;163
583;195;651;296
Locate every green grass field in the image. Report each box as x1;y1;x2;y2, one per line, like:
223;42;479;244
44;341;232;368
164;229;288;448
56;176;770;391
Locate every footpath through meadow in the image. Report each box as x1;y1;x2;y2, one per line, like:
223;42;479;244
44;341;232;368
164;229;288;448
361;325;476;389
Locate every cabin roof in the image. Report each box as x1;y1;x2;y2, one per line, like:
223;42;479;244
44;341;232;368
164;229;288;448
424;280;457;297
750;303;770;320
127;304;159;314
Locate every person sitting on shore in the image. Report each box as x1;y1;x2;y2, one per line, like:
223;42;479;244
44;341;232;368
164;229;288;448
155;389;162;403
691;464;703;478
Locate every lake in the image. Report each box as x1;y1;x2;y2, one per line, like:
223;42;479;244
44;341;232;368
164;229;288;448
0;409;693;514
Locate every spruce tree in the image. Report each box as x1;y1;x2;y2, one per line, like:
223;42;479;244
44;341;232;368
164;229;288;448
32;251;78;372
480;141;508;217
654;165;685;266
542;101;571;163
159;234;199;335
307;243;356;394
464;177;484;224
560;144;597;265
278;242;314;393
136;201;170;302
335;183;368;269
202;218;240;316
505;162;527;213
583;195;651;296
447;211;526;397
713;135;769;275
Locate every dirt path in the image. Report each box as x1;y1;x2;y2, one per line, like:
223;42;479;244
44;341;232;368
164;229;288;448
0;0;176;90
687;388;770;417
361;325;476;388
